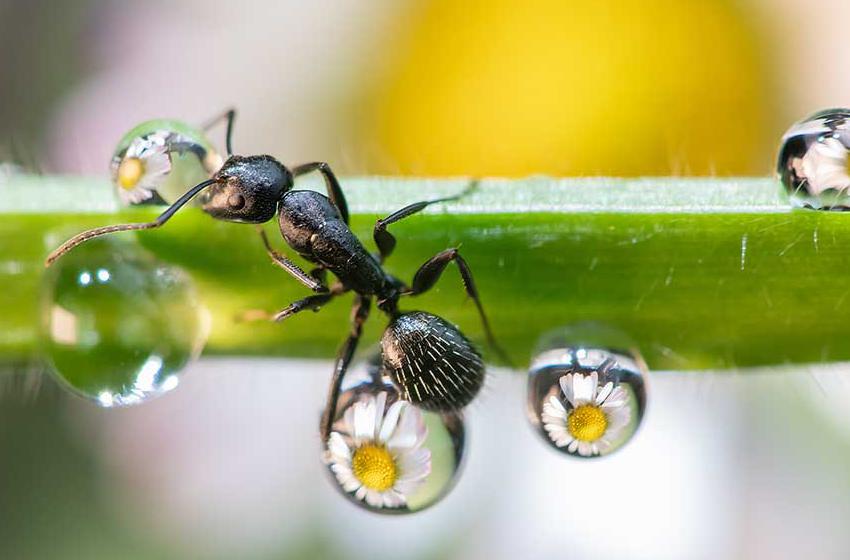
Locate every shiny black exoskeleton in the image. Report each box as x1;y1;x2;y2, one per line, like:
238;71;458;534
45;110;505;439
276;188;401;303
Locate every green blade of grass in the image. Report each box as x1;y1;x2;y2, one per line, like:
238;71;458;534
0;174;840;371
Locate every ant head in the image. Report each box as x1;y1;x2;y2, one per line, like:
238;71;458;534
202;155;293;223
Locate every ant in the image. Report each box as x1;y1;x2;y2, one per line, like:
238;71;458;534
45;109;508;440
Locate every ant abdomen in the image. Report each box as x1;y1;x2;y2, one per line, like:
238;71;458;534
381;311;485;412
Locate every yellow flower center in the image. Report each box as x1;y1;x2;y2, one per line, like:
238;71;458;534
117;157;144;190
351;444;397;492
567;404;608;442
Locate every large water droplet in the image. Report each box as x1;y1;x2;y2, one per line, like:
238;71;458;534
41;239;207;406
323;354;465;514
527;326;647;458
111;119;222;207
778;108;850;210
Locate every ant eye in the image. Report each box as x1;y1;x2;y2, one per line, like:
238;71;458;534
228;193;246;210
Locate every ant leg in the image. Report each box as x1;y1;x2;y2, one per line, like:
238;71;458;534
309;266;327;285
320;295;371;440
271;282;348;322
373;180;478;263
406;248;511;365
271;292;334;322
235;283;346;324
291;162;349;225
257;229;328;293
201;108;236;156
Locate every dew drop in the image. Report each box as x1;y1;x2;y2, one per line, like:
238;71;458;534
111;119;222;207
323;354;465;514
41;239;207;406
527;326;647;458
778;108;850;210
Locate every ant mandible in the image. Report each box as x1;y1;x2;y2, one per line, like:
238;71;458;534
45;109;508;440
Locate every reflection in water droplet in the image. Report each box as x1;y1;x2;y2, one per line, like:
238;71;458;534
323;354;465;514
778;108;850;210
41;239;207;406
111;119;222;207
527;327;647;458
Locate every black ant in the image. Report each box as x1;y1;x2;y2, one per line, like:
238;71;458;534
45;109;508;439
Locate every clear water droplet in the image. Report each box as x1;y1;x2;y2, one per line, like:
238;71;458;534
323;354;465;514
778;108;850;210
41;239;207;406
111;119;222;207
527;325;647;458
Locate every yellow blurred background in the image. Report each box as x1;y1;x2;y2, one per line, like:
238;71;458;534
363;0;776;177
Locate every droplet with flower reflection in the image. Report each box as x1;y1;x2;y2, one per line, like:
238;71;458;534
42;238;207;406
323;356;465;513
528;345;646;458
111;119;222;206
778;108;850;210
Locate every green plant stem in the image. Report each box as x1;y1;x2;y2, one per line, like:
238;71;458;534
0;174;842;371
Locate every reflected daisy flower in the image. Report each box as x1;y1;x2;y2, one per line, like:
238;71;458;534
111;131;173;205
326;392;431;509
793;136;850;195
542;370;630;457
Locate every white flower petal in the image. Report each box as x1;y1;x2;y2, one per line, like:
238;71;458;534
365;489;384;508
353;396;377;443
545;395;566;415
568;440;579;453
572;371;597;405
387;404;427;452
543;421;567;435
373;392;387;440
383;491;405;508
605;411;631;442
332;465;361;492
143;152;172;177
398;448;431;475
559;374;575;406
588;371;599;399
817;137;847;159
119;185;155;205
600;385;628;408
596;438;614;454
378;401;405;443
541;414;566;429
327;432;351;464
542;397;567;426
546;425;573;448
596;381;614;404
801;137;850;193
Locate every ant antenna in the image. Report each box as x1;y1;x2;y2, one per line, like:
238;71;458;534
44;178;219;267
201;108;236;156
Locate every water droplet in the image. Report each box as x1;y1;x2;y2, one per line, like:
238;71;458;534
111;119;222;207
41;239;207;406
527;325;647;458
778;108;850;210
323;354;465;514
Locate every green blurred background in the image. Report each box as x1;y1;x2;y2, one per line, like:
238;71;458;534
4;0;850;558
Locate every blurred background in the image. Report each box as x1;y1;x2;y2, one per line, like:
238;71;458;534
3;0;850;558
